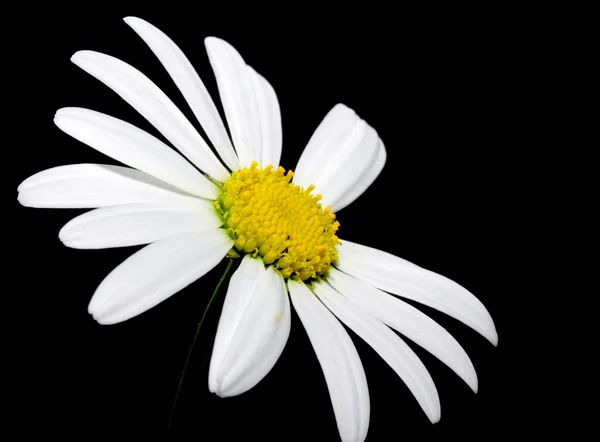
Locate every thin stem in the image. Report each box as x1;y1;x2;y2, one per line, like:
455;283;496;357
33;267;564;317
166;258;235;440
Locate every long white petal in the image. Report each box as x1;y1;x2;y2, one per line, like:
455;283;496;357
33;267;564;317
17;164;204;208
71;50;230;182
123;17;241;171
59;202;222;249
205;37;282;168
205;37;259;166
335;240;498;346
209;256;290;397
330;139;387;212
314;280;441;424
293;103;356;186
248;67;282;167
89;229;233;324
288;280;369;442
327;268;478;392
54;108;217;199
293;104;381;211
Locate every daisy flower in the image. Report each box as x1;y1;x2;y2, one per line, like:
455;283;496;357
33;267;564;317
17;17;497;442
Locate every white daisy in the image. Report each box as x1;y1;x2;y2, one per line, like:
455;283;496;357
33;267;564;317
17;17;497;442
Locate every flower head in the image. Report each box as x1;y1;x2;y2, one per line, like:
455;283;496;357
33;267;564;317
17;17;497;442
217;161;340;279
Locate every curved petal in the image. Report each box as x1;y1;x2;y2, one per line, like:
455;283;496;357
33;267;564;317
293;103;356;187
209;256;290;397
288;280;369;442
59;202;222;249
293;104;381;211
17;164;205;208
327;268;478;392
330;139;387;213
54;108;217;199
205;37;282;168
71;50;230;182
314;280;441;424
248;67;282;168
89;229;233;324
123;17;241;172
335;240;498;346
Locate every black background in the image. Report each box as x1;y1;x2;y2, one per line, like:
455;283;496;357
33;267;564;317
10;6;518;441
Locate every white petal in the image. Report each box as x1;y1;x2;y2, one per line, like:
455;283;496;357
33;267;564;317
293;104;381;211
327;268;478;392
248;67;282;167
71;50;230;182
314;280;441;424
89;229;233;324
330;139;387;212
54;108;217;199
59;202;222;249
293;104;356;186
17;164;204;208
123;17;241;172
288;280;369;442
335;240;498;346
208;256;290;397
205;37;282;168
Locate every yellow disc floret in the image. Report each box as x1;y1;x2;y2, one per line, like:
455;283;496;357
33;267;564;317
215;161;340;281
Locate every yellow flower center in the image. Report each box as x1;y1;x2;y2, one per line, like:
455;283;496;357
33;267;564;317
215;161;340;281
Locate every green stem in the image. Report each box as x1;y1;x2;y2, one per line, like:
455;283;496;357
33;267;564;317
166;258;235;440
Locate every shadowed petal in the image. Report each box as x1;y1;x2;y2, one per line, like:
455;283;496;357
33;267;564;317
293;104;382;211
335;239;498;346
314;280;441;424
71;50;230;182
89;229;233;324
205;37;282;168
289;280;370;442
209;256;290;397
124;17;241;172
330;139;386;212
17;164;205;208
247;66;282;167
59;202;221;249
54;107;217;198
327;268;478;392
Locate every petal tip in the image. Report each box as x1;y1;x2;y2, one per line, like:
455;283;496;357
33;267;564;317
426;399;442;424
208;377;218;394
92;315;106;325
204;36;220;47
123;16;148;32
88;294;103;316
204;36;234;54
470;376;479;394
332;102;355;116
95;316;116;325
54;107;79;124
57;226;81;249
70;50;90;67
88;308;103;323
71;50;101;66
91;308;124;325
70;50;84;62
57;225;68;242
16;189;35;206
463;364;479;393
487;326;499;347
53;111;67;126
122;16;139;24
